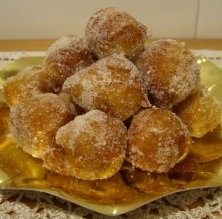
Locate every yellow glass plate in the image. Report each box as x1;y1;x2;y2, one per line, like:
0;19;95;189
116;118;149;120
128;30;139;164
0;56;222;216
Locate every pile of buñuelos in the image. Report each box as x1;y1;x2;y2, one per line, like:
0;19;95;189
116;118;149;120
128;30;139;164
2;7;221;192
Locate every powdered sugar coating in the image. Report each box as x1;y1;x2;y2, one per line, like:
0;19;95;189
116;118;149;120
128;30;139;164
10;93;73;159
55;110;127;180
2;66;53;107
85;7;148;60
175;86;221;138
44;35;94;89
62;54;149;121
128;108;191;173
136;39;200;108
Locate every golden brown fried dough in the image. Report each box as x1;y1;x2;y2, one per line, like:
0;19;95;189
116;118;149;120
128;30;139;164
62;54;149;120
175;87;221;138
10;93;74;159
85;7;148;60
2;66;52;107
44;35;94;89
46;110;127;180
136;39;200;108
128;108;191;173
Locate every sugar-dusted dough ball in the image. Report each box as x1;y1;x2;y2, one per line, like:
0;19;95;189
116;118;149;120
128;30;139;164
10;93;74;159
63;54;149;121
51;110;127;180
175;87;221;138
44;35;94;89
85;7;148;60
136;39;200;108
128;108;191;173
2;66;52;107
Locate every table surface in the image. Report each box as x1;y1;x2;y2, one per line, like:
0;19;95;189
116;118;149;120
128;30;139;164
0;39;222;51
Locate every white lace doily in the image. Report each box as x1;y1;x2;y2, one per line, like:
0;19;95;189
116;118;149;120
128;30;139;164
0;188;222;219
0;50;222;219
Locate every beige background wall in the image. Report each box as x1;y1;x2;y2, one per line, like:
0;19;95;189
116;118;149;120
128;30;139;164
0;0;221;40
